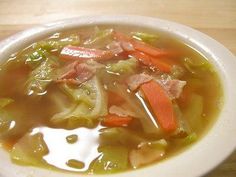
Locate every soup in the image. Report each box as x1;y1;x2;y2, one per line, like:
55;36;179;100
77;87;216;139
0;26;222;174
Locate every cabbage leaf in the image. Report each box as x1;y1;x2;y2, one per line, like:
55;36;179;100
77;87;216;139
10;133;48;166
51;76;107;128
106;58;137;75
26;58;59;96
90;145;128;173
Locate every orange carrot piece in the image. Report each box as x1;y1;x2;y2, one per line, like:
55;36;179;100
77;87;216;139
150;58;173;73
130;51;172;73
60;46;114;61
132;41;170;57
140;80;177;132
108;91;125;106
113;31;173;57
102;114;133;127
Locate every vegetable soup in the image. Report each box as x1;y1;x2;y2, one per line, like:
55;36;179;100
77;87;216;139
0;26;223;174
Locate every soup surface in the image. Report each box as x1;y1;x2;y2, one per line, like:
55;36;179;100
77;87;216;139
0;26;222;174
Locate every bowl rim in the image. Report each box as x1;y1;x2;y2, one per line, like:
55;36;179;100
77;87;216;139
0;15;236;177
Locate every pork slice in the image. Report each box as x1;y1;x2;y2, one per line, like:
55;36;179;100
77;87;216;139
126;73;153;91
74;63;96;83
109;105;136;118
120;41;134;51
58;61;79;80
56;61;98;85
106;41;123;55
157;79;186;99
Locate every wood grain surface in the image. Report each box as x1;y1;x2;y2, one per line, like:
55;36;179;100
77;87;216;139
0;0;235;176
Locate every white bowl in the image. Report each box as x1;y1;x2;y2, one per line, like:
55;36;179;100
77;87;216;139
0;15;236;177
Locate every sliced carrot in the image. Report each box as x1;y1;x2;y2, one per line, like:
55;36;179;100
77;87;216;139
157;57;178;66
132;41;170;57
113;31;174;57
130;51;172;73
150;58;173;72
60;46;114;61
129;51;152;66
140;80;177;132
102;114;133;127
108;91;125;106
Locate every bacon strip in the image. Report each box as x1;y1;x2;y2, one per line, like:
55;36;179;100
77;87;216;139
126;73;186;99
60;46;114;61
126;73;153;91
56;62;96;85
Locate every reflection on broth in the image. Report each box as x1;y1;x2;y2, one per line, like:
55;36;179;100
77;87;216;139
40;126;101;172
0;25;223;174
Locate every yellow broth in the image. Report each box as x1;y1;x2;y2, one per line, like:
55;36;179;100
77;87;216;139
0;26;223;174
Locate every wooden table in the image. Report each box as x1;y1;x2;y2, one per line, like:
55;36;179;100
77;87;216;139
0;0;235;176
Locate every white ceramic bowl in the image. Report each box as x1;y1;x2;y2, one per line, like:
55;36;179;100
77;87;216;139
0;15;236;177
